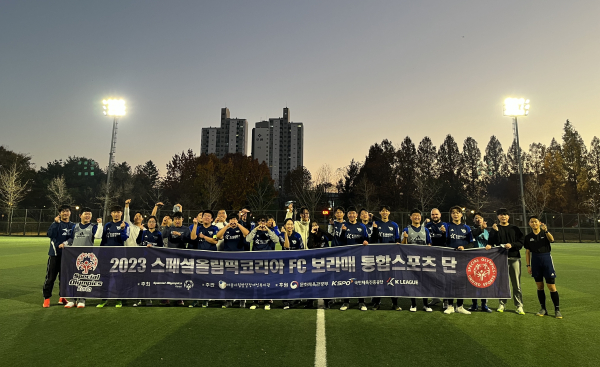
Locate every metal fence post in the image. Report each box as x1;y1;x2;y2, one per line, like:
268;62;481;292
23;209;27;236
37;209;42;236
561;213;565;243
577;213;582;243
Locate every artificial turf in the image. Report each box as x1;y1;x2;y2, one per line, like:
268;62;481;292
0;237;598;366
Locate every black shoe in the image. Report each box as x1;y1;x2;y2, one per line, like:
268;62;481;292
372;303;381;310
304;302;315;309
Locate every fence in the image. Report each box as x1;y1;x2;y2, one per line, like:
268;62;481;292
1;208;598;243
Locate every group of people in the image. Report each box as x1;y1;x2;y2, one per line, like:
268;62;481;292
42;201;562;319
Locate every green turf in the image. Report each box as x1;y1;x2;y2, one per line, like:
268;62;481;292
1;237;599;366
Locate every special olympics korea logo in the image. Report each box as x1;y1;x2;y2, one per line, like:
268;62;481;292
76;253;98;274
466;257;497;288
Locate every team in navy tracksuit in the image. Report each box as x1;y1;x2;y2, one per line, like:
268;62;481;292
444;207;475;314
245;220;280;251
43;206;75;302
100;220;130;246
339;207;369;309
137;228;163;247
370;205;401;309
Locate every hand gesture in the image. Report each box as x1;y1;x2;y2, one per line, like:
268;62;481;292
155;202;164;207
425;218;430;224
403;231;409;238
440;224;446;233
172;231;181;237
120;222;126;229
492;223;499;231
368;213;373;220
311;226;317;234
341;224;347;231
288;202;293;211
329;218;333;225
97;218;102;224
505;243;512;249
199;233;205;239
175;204;182;211
541;223;548;232
193;218;198;225
373;222;378;229
54;216;60;223
362;240;368;246
125;199;132;205
481;221;487;229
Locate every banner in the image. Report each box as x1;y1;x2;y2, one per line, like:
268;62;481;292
60;245;510;300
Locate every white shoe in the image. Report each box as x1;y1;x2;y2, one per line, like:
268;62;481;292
444;305;455;314
264;304;270;310
516;306;525;315
409;306;417;312
64;301;75;308
339;303;349;311
456;306;471;315
77;301;85;308
359;303;367;311
249;304;257;310
497;304;505;313
422;306;433;312
442;300;448;310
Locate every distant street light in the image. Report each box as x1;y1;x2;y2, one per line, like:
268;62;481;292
102;99;126;220
503;97;529;232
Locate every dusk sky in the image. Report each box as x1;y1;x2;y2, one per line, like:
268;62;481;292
1;1;598;178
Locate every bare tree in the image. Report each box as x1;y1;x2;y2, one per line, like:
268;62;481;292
414;178;443;214
202;174;222;211
47;175;73;213
247;177;276;214
524;175;550;217
0;162;30;232
293;164;330;215
95;182;121;214
354;176;379;212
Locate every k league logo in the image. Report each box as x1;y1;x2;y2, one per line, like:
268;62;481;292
75;253;98;274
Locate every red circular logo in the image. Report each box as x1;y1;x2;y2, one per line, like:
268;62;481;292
466;257;497;288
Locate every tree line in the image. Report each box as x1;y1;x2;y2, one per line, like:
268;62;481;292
0;120;598;218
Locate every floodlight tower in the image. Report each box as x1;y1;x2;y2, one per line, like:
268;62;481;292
503;97;530;233
102;99;126;220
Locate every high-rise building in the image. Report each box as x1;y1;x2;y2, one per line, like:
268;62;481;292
201;108;248;158
252;107;304;190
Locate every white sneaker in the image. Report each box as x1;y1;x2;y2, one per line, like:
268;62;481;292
264;304;270;310
249;304;257;310
64;301;75;309
422;306;433;312
516;306;525;315
359;303;367;311
444;305;455;314
456;306;471;315
77;301;85;308
497;304;505;313
442;300;448;310
339;303;350;311
409;306;417;312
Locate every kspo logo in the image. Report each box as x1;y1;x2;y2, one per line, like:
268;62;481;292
466;257;498;288
331;278;356;286
76;253;98;274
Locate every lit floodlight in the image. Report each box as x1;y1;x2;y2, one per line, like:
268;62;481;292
503;97;530;116
102;99;126;116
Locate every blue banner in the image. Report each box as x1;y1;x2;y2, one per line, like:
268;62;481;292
60;245;510;300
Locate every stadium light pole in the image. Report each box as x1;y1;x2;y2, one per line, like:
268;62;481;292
102;99;126;220
503;97;530;233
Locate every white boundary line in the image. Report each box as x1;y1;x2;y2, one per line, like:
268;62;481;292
315;308;327;367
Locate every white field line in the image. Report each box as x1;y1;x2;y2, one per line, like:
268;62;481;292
315;308;327;367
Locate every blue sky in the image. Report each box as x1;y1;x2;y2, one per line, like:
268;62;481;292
1;0;598;176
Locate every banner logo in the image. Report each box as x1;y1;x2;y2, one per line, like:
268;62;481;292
466;257;497;288
218;280;227;289
387;277;395;286
76;253;98;274
184;280;194;290
290;281;299;289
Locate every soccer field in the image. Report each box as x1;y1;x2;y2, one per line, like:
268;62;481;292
1;238;599;367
